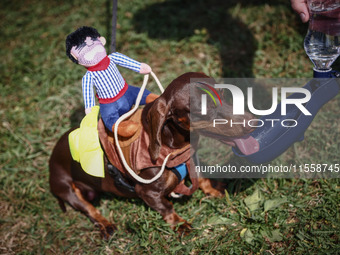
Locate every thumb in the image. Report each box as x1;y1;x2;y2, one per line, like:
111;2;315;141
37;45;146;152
291;0;310;22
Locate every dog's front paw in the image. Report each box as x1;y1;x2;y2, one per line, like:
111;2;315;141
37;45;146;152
199;178;226;198
175;221;192;236
164;212;192;235
97;223;117;240
206;188;224;198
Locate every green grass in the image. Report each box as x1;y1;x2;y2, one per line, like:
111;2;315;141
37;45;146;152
0;0;339;254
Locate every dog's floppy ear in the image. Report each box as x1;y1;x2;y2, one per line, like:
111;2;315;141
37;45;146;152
147;97;170;162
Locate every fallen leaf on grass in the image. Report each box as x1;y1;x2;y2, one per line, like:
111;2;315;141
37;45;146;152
261;229;283;242
244;188;264;212
240;228;254;245
264;197;288;212
207;215;234;225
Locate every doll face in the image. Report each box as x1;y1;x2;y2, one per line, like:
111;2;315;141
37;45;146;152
71;37;107;67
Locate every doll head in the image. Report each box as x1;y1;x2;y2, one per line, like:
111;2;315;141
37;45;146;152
66;26;107;67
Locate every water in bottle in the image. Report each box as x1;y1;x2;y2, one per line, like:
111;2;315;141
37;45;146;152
304;1;340;71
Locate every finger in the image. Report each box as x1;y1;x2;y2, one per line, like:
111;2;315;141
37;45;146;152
291;0;310;22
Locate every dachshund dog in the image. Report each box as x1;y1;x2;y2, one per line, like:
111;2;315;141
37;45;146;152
49;72;256;239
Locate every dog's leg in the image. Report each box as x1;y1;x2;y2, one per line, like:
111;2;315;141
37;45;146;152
136;186;192;234
193;152;225;197
198;178;225;198
52;180;116;239
134;170;192;235
69;183;116;239
49;131;116;239
193;156;225;197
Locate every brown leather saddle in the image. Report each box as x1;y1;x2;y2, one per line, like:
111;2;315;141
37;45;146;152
97;109;198;195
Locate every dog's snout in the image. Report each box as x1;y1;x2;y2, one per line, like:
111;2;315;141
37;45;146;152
244;122;256;133
243;112;257;133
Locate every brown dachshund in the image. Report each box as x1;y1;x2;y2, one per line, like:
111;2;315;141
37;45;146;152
49;72;256;239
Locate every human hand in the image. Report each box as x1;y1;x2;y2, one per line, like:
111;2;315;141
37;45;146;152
292;0;340;35
139;63;152;74
291;0;310;22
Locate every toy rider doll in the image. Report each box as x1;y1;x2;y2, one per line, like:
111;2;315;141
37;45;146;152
66;26;158;137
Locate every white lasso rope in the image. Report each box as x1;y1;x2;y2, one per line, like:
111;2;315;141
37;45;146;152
114;72;171;184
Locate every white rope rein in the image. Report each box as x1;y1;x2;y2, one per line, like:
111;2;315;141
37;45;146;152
114;72;172;184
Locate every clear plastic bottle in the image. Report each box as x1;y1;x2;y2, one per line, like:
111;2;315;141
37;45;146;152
304;0;340;71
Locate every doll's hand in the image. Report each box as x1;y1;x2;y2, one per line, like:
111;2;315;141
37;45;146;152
85;108;92;115
140;63;152;74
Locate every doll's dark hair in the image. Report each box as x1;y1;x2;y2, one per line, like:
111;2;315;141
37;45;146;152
66;26;101;64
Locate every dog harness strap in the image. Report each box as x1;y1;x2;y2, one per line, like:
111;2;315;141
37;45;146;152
172;159;199;196
170;163;188;182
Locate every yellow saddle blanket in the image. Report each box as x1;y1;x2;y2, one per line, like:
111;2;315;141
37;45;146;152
68;106;105;178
